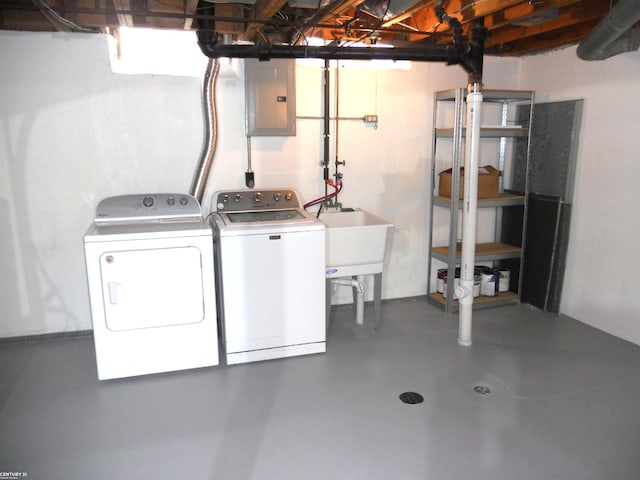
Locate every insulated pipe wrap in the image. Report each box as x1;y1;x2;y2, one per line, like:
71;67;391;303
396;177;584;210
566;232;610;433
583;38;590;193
190;57;220;203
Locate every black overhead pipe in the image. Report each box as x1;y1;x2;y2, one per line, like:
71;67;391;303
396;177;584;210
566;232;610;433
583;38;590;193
322;59;330;185
434;3;486;84
195;2;487;93
198;35;453;62
195;1;485;79
464;19;487;85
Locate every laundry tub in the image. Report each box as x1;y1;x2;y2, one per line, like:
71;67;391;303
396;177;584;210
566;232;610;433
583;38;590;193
320;209;393;277
319;209;393;329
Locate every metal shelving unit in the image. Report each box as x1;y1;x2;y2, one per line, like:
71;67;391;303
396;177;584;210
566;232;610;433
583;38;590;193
427;88;534;313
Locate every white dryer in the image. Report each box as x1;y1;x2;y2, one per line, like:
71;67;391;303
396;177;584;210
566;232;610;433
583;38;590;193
83;194;218;380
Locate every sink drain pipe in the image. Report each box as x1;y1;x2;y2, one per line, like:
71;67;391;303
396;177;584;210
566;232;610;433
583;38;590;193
332;277;365;325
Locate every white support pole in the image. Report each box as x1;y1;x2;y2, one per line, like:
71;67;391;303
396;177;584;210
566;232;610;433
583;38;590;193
458;83;483;347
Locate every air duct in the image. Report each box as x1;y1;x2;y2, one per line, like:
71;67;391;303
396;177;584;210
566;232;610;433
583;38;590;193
190;57;220;203
577;0;640;61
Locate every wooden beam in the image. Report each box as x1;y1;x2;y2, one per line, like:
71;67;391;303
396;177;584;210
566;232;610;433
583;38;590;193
406;0;526;41
314;0;365;22
484;0;582;31
71;0;107;28
123;0;147;26
381;0;437;28
183;0;198;30
412;0;525;29
295;0;366;40
454;0;527;22
147;0;184;29
111;0;133;27
215;3;245;34
1;9;55;31
486;1;610;48
498;17;600;56
241;0;288;40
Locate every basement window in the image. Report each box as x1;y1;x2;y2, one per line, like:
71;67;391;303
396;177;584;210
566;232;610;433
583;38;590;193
108;28;410;76
109;27;208;77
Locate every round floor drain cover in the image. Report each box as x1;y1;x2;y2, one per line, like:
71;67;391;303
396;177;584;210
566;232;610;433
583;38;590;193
473;385;491;395
399;392;424;404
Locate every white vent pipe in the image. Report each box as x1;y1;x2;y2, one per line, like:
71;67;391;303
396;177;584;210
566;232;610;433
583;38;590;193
458;83;483;347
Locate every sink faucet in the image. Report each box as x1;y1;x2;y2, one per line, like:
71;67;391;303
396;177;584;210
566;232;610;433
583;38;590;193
323;198;342;211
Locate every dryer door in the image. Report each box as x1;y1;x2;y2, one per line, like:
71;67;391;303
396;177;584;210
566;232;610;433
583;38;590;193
99;246;205;331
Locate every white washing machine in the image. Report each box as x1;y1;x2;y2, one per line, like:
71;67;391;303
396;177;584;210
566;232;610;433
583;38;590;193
83;194;219;380
211;188;326;365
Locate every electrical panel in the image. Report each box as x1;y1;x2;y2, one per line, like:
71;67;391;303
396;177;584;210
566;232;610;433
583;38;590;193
245;58;296;137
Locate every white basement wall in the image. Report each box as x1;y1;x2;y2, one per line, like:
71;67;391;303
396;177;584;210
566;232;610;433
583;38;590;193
0;30;518;338
518;46;640;346
3;30;637;348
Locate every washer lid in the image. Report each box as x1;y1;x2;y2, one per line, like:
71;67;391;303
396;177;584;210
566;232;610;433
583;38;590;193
94;194;202;224
213;210;324;236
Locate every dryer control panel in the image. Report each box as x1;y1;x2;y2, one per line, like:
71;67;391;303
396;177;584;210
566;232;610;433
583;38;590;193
95;194;202;224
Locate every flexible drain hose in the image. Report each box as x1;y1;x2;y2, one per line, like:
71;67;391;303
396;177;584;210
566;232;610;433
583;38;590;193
190;58;220;204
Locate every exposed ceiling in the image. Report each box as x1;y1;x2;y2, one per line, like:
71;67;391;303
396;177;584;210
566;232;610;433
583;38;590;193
0;0;626;57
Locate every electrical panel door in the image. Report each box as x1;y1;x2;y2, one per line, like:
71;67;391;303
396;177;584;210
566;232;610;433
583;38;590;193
245;58;296;136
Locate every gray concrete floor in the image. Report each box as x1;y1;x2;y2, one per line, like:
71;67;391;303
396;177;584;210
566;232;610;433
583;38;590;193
1;298;640;480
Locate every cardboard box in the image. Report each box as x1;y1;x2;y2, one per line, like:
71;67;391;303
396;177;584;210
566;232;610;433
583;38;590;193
438;165;500;199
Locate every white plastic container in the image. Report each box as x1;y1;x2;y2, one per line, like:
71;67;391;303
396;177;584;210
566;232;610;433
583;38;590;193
497;268;510;292
480;271;499;296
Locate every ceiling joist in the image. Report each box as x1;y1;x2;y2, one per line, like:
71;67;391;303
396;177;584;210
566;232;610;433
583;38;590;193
0;0;622;57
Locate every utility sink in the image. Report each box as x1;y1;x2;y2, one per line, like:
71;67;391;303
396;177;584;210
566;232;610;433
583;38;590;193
319;209;393;277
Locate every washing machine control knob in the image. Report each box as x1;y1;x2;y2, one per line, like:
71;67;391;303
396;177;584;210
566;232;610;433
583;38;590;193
167;196;175;206
235;194;242;202
273;193;281;201
253;192;263;203
223;194;230;203
285;192;293;201
179;196;189;206
142;196;154;208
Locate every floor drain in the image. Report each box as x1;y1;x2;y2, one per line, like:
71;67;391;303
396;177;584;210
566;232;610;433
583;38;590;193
473;385;491;395
399;392;424;404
